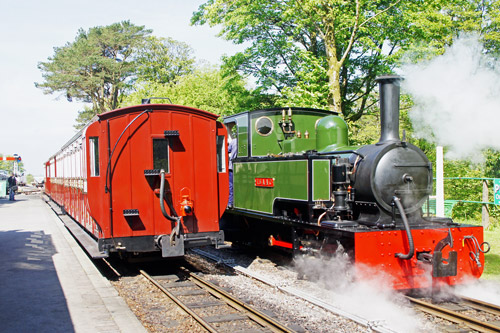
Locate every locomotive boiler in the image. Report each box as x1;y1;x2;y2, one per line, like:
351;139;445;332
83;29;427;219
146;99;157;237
223;75;487;290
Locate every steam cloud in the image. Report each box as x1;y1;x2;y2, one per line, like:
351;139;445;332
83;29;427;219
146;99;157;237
294;252;426;332
401;34;500;162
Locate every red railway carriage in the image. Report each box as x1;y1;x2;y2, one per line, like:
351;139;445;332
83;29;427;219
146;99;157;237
45;103;229;258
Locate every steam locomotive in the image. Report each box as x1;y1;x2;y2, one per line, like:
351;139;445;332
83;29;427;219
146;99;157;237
222;76;487;290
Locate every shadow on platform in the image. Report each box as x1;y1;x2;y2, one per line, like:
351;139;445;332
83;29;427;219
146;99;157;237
0;196;31;207
0;229;75;332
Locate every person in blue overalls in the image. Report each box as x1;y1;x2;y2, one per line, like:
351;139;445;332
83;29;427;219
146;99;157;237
227;124;237;208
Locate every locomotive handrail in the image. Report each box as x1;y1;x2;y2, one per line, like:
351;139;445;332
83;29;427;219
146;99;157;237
393;196;415;260
316;150;365;158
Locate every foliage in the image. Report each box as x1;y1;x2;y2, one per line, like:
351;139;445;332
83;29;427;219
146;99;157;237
36;21;151;115
120;67;274;116
135;36;196;84
37;21;205;128
0;154;25;175
74;105;99;130
444;160;484;220
347;114;379;146
277;51;330;109
192;0;494;121
485;149;500;178
26;174;34;184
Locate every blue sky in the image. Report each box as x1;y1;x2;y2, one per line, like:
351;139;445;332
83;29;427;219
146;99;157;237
0;0;242;175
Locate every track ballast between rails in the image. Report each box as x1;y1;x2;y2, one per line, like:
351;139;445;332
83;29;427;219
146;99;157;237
140;268;296;333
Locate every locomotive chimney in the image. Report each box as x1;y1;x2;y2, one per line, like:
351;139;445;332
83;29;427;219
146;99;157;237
376;75;403;144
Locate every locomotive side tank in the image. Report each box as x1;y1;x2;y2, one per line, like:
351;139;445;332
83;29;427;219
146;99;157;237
223;76;487;290
45;103;229;258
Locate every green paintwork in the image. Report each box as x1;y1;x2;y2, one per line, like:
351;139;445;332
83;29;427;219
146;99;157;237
313;160;330;201
250;109;346;156
223;108;350;158
233;160;308;213
223;108;356;215
235;115;249;157
316;115;349;152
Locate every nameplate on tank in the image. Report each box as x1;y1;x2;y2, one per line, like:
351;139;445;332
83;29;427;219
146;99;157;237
255;177;274;188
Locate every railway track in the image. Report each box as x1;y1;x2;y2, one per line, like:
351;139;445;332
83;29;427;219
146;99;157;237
140;268;296;333
407;295;500;332
190;248;397;333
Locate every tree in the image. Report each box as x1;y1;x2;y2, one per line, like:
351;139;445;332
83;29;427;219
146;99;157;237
36;21;152;116
74;105;98;130
192;0;403;118
193;0;500;120
121;66;271;116
135;36;196;84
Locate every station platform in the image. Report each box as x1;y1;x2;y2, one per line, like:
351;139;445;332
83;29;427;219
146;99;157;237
0;195;146;333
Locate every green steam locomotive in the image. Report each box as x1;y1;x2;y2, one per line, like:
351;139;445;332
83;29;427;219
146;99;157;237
222;76;486;290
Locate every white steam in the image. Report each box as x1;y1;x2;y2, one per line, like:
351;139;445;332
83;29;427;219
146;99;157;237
294;252;427;332
402;34;500;162
455;279;500;306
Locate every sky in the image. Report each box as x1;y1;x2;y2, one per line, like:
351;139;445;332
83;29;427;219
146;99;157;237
0;0;243;176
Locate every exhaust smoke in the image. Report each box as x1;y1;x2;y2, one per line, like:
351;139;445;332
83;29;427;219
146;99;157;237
401;33;500;162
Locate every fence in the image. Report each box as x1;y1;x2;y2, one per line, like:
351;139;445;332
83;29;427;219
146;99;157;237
431;177;496;229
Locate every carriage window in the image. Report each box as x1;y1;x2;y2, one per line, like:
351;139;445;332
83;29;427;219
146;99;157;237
89;137;99;177
255;116;274;136
216;136;226;173
153;139;169;172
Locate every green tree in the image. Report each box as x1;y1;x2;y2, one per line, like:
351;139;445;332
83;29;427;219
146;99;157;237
0;154;25;175
121;67;271;116
192;0;407;118
136;36;196;84
26;174;34;185
74;106;98;130
193;0;500;120
36;21;151;114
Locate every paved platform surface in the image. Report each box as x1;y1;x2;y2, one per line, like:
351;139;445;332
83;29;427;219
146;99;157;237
0;195;147;333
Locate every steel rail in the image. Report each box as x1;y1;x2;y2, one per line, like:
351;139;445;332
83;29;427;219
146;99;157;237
180;267;295;333
406;296;500;333
139;270;218;333
190;249;397;333
460;296;500;317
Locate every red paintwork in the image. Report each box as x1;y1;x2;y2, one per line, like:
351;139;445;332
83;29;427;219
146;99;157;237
45;104;229;252
255;177;275;187
269;235;302;250
354;226;485;290
2;156;21;161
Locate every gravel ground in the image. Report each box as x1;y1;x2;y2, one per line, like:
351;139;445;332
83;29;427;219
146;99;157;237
112;275;206;332
190;246;442;332
108;246;498;332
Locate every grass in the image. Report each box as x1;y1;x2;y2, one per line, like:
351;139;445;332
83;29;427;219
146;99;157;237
483;229;500;281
